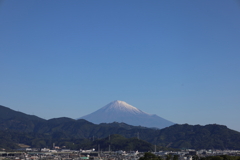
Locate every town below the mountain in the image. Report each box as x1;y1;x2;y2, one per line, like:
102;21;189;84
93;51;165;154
1;147;240;160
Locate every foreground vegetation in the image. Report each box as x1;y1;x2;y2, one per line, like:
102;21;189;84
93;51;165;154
200;155;240;160
139;153;240;160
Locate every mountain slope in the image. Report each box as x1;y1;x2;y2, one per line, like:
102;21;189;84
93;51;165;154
0;105;44;121
1;121;240;150
79;100;174;129
0;105;45;132
153;124;240;149
1;104;240;150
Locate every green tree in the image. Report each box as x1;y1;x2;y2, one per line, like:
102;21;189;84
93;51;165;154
211;156;224;160
220;155;235;160
173;155;179;160
166;154;173;160
193;155;199;160
139;152;163;160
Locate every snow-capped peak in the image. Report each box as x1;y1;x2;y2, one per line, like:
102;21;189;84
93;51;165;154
101;100;145;115
78;100;175;129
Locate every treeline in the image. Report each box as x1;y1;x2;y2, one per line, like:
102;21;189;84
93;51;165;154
0;130;176;152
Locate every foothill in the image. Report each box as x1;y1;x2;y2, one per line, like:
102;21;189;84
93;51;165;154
1;102;240;160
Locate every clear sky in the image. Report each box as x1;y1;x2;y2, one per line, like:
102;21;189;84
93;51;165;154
1;0;240;131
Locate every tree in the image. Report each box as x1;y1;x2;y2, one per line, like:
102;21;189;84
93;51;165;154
173;155;179;160
193;155;199;160
166;154;173;160
139;152;163;160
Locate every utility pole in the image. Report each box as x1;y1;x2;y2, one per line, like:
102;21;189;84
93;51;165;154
98;144;100;158
109;135;111;153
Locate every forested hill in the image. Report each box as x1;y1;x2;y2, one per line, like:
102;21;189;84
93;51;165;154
154;124;240;149
0;105;44;121
0;105;240;150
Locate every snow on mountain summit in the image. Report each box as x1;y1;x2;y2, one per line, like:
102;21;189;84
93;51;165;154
101;100;146;115
79;100;175;129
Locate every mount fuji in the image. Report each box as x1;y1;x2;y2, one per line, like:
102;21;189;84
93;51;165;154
79;100;175;129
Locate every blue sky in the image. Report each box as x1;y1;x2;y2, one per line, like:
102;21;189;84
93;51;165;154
1;0;240;131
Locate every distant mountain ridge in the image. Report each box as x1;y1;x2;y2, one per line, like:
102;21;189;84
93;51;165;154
0;105;44;121
0;105;44;132
0;104;240;150
79;100;175;129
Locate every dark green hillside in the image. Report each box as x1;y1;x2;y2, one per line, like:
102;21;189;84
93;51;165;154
34;118;102;138
0;130;166;152
91;134;157;152
0;130;52;149
0;105;44;121
99;134;146;151
52;134;160;152
32;117;152;139
0;105;240;150
0;105;45;132
153;124;240;149
98;122;148;130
